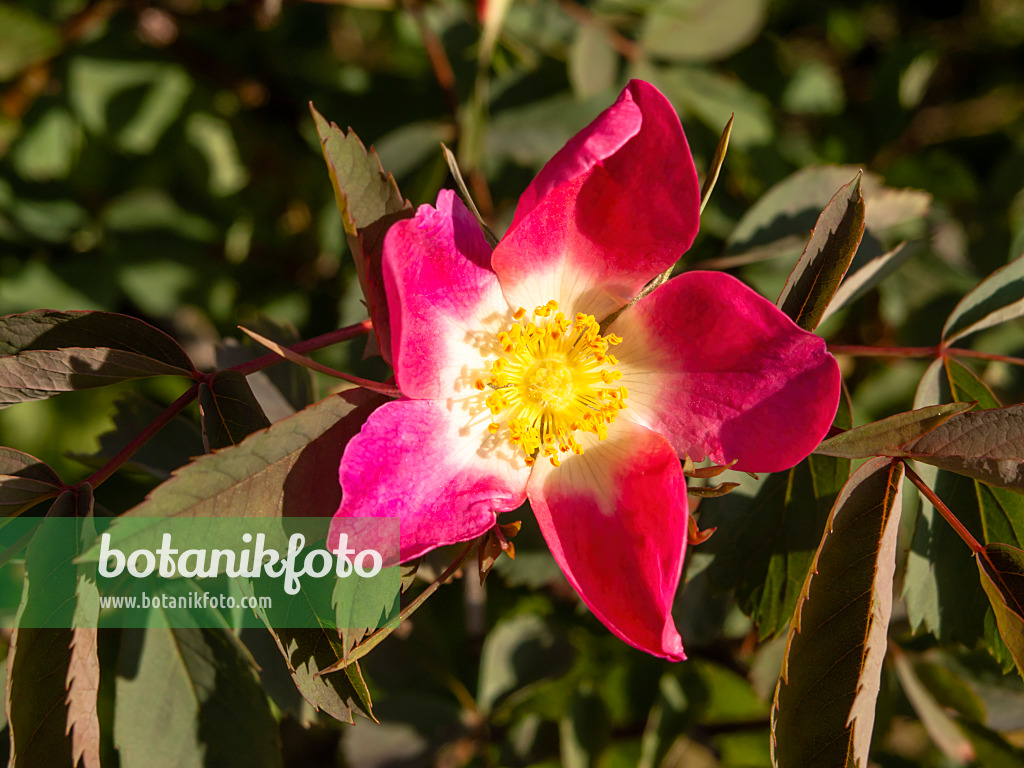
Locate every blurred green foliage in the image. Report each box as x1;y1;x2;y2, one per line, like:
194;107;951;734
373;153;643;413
2;0;1024;765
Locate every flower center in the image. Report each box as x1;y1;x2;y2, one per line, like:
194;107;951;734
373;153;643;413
474;300;628;467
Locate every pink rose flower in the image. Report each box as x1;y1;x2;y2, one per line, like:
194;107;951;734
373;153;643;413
335;80;840;660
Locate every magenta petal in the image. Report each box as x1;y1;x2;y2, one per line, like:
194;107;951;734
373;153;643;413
336;398;531;563
527;421;688;661
610;271;841;474
383;189;512;400
492;80;701;320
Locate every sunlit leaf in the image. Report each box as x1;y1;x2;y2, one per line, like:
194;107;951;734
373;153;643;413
943;252;1024;344
815;401;972;458
0;4;60;81
568;24;617;100
901;405;1024;493
441;143;497;246
68;59;193;154
977;543;1024;680
700;114;733;214
819;240;918;323
903;359;1024;665
891;646;975;764
725;166;930;265
311;106;413;362
0;310;195;408
641;62;773;148
641;0;767;62
199;370;271;451
114;627;281;768
777;173;865;330
771;457;904;768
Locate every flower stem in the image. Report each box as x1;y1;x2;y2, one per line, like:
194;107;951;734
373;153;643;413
902;461;984;555
84;384;200;489
320;540;478;673
227;319;373;377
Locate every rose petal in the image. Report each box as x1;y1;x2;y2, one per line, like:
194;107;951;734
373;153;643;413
383;189;512;400
337;397;531;563
527;421;688;661
492;80;700;321
610;271;841;473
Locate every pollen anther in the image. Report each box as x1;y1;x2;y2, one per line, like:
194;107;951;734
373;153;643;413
479;298;629;467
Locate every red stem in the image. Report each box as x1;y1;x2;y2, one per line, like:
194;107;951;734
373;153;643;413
227;319;373;376
83;320;375;488
826;343;1024;368
947;348;1024;367
903;461;984;555
827;344;940;358
84;384;200;489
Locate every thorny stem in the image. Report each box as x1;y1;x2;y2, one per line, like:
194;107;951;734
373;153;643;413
902;461;984;555
320;540;479;672
827;343;1024;368
82;319;375;489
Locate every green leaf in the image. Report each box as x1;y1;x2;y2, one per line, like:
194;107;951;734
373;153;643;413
0;310;195;409
771;457;905;768
478;614;574;717
216;315;316;419
8;486;100;768
114;388;385;723
311;106;408;237
68;59;192;154
638;674;698;768
559;684;607;768
891;646;976;764
311;105;413;362
819;240;919;323
441;143;498;247
640;63;773;148
943;252;1024;344
725;166;930;266
700;114;733;214
815;401;973;458
0;3;60;81
903;359;1024;666
199;370;271;451
114;627;281;768
777;174;866;331
261;627;375;724
901;405;1024;493
0;447;62;515
703;388;852;638
977;543;1024;680
69;392;204;479
123;388;383;518
568;24;618;100
640;0;767;62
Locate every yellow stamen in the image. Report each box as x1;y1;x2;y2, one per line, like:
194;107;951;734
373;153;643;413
478;298;629;467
